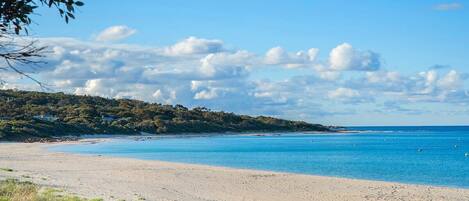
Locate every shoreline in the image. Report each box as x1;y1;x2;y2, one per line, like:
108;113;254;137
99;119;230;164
1;141;468;201
67;130;359;143
48;140;468;190
46;137;467;190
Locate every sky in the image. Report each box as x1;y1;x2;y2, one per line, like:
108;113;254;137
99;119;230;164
1;0;469;126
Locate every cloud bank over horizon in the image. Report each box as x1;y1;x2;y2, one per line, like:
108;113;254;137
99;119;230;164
2;26;468;125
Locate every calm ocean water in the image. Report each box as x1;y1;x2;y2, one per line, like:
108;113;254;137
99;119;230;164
50;126;469;188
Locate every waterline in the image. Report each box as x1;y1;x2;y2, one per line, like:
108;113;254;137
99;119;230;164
50;126;469;188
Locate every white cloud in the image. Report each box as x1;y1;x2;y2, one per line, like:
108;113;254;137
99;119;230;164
15;37;262;113
307;48;320;62
329;43;380;71
327;87;375;104
194;89;218;100
152;88;177;104
433;3;463;11
264;47;286;64
152;89;163;99
199;51;253;79
366;71;400;83
95;25;137;42
75;79;116;97
328;87;360;99
318;71;341;81
418;70;438;94
437;70;462;90
346;69;469;104
3;35;469;123
264;46;319;68
313;64;342;81
164;36;224;56
190;80;205;91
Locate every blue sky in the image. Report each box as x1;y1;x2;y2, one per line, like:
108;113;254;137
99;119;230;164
33;0;469;72
4;0;469;126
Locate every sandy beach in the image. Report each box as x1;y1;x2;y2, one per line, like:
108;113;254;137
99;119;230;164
0;142;468;201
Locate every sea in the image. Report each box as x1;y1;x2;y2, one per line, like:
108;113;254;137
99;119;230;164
49;126;469;188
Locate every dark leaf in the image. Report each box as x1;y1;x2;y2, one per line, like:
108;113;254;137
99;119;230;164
67;12;75;19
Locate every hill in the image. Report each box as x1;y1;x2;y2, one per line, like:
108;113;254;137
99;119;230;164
0;89;331;141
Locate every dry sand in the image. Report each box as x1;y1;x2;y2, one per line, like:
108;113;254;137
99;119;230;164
0;142;468;201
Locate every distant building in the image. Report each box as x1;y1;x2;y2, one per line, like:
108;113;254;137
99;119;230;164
33;114;58;122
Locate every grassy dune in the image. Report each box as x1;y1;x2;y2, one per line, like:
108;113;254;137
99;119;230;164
0;179;102;201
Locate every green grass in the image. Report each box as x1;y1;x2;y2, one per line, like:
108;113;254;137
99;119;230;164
0;179;103;201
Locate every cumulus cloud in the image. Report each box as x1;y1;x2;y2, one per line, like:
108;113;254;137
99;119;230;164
164;37;224;56
329;43;380;71
433;3;463;11
0;36;266;113
328;87;360;99
345;69;469;104
437;70;462;90
7;37;230;104
199;51;254;78
313;64;342;81
264;46;318;68
194;89;218;100
152;88;177;104
95;25;137;42
75;79;116;97
326;87;372;104
366;71;400;83
3;35;469;123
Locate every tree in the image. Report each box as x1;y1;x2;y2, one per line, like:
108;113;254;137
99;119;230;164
0;0;84;87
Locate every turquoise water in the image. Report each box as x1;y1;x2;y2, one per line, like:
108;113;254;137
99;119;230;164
50;126;469;188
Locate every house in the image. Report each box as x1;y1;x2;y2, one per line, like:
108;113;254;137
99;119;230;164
33;114;58;122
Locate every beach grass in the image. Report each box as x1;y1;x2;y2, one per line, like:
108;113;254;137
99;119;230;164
0;179;102;201
0;168;14;172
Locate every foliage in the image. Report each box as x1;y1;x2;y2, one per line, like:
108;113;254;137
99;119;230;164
0;89;330;141
0;0;83;87
0;179;101;201
0;0;84;34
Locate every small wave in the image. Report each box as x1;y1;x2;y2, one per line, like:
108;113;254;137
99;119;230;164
349;130;398;133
